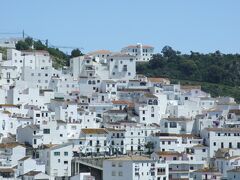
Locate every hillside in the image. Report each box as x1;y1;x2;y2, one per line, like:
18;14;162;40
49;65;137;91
14;37;83;68
0;47;7;60
137;46;240;102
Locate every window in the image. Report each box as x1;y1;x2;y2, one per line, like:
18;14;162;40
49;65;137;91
112;162;116;167
112;171;116;176
64;152;68;156
36;114;40;117
123;65;127;71
118;162;122;167
33;139;37;144
54;152;60;156
164;122;168;128
64;161;68;164
143;110;145;114
151;107;154;112
237;142;240;148
170;122;177;128
43;129;50;134
202;149;206;152
213;142;216;146
151;114;154;117
119;171;123;176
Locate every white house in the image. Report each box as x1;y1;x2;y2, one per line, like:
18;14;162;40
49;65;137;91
121;44;154;62
103;155;168;180
37;143;73;178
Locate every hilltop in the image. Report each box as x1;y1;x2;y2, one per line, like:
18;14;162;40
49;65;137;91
14;37;83;68
137;46;240;102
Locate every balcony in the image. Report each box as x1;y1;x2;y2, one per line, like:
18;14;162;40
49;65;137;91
169;169;189;174
157;172;166;175
85;66;95;71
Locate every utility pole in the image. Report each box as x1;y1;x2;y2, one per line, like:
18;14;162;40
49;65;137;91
45;39;48;48
22;30;25;39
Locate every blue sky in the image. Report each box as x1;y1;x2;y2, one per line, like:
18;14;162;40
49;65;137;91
1;0;240;54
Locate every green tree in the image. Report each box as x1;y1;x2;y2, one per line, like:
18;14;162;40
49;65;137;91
145;142;154;154
34;40;46;50
25;37;33;47
71;48;82;58
180;60;198;77
15;40;29;50
161;46;176;58
149;54;165;68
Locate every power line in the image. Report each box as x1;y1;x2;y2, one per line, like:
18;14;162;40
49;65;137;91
0;30;84;51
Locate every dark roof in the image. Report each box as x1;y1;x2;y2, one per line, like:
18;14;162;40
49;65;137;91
81;128;108;134
24;171;42;176
229;109;240;115
18;156;30;161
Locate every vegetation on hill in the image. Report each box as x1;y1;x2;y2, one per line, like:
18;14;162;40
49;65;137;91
15;37;83;68
137;46;240;102
0;47;7;60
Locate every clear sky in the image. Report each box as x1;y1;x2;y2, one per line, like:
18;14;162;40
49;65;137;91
1;0;240;54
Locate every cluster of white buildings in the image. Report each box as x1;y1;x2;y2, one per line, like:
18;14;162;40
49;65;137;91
0;43;240;180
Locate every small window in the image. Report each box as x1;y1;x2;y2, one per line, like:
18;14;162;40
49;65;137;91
54;152;60;156
43;129;50;134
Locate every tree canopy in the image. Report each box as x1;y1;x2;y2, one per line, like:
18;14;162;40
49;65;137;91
15;37;71;68
71;48;83;58
137;46;240;102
